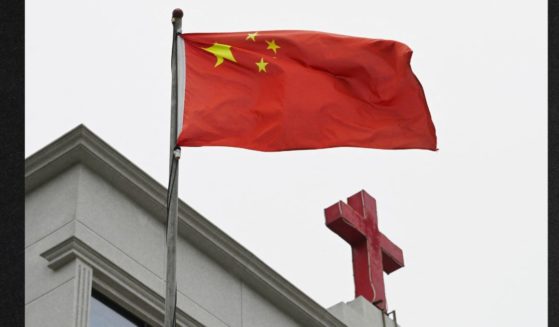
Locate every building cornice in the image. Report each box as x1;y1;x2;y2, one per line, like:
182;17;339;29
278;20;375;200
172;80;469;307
27;125;346;327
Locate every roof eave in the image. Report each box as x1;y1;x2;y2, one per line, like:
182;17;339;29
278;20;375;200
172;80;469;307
25;124;345;327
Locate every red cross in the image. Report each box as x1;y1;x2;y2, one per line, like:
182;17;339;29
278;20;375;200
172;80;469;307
324;190;404;312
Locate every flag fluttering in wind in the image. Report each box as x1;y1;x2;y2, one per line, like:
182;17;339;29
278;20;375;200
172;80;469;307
176;30;437;151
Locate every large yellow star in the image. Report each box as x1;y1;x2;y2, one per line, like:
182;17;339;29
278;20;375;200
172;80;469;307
202;43;237;67
255;58;268;72
265;40;280;54
246;32;258;41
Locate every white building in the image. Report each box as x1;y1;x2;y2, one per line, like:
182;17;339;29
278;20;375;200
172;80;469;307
25;125;399;327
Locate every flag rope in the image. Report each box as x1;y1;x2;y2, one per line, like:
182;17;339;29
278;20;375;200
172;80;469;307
165;147;181;243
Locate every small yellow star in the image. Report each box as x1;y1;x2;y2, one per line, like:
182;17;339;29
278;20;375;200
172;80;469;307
265;40;280;54
255;58;268;72
246;32;258;41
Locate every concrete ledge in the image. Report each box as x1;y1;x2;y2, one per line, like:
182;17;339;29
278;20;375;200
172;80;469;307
328;296;399;327
40;236;205;327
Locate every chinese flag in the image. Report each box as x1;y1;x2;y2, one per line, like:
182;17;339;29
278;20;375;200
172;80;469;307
177;31;437;151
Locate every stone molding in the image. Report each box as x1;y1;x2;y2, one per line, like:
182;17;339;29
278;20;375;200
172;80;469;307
40;236;204;327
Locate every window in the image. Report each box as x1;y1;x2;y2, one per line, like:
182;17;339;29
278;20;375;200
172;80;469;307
90;290;152;327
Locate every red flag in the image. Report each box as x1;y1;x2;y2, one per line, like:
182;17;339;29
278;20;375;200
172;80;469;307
177;30;437;151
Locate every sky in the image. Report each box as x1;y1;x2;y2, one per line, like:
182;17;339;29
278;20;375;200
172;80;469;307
26;1;547;326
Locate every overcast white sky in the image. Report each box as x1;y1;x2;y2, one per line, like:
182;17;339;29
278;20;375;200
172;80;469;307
26;1;547;326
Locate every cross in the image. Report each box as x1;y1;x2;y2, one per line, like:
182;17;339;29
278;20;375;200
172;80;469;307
324;190;404;312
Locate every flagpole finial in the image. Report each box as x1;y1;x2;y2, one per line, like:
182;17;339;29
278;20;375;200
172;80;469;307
172;8;183;19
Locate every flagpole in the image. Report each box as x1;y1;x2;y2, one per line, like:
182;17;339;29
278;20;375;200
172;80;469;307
164;8;182;327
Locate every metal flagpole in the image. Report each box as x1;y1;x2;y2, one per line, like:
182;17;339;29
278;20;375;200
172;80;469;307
164;8;182;327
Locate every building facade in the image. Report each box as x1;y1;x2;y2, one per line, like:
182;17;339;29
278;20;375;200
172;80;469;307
25;125;399;327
